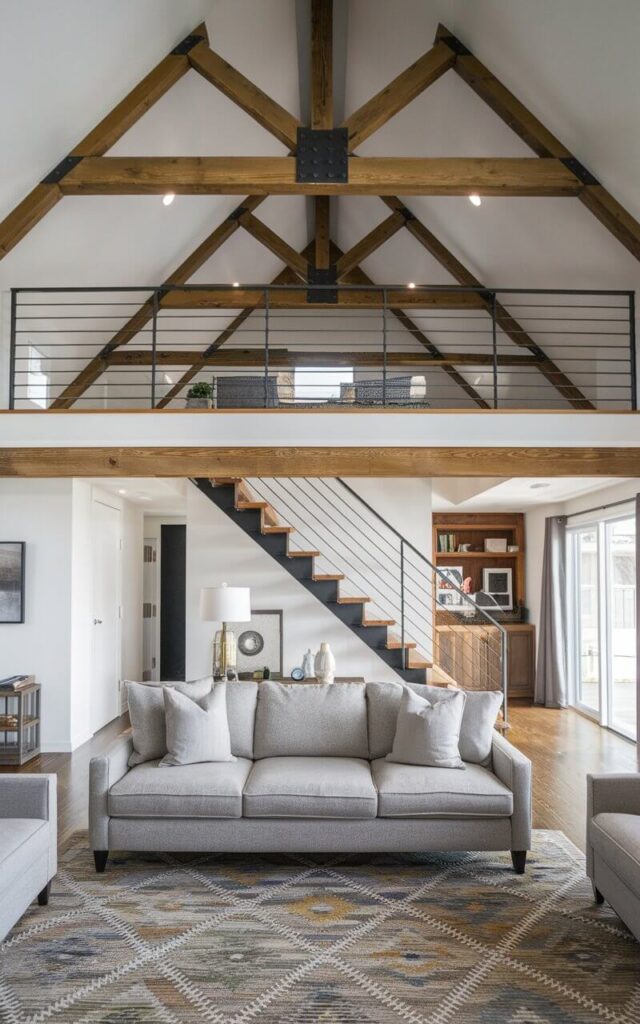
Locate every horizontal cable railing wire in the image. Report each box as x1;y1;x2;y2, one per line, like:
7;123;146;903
8;284;636;410
248;476;507;709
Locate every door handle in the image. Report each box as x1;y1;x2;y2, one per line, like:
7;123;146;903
94;618;103;625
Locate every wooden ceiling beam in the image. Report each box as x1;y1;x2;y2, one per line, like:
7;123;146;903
0;23;208;261
187;41;301;150
335;212;405;276
56;156;582;196
341;41;455;151
160;287;484;309
382;196;594;409
238;212;309;280
314;197;331;270
5;446;638;479
50;195;265;408
311;0;333;130
106;349;541;368
436;23;640;262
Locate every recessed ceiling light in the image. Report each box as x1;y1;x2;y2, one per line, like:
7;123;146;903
407;282;416;289
137;494;152;502
232;281;240;288
117;488;127;495
162;193;176;206
530;482;550;490
163;373;174;385
469;194;482;207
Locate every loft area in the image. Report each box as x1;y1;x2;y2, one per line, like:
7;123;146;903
10;283;635;409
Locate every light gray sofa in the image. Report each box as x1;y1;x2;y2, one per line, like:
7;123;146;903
89;681;531;875
0;774;57;940
587;773;640;940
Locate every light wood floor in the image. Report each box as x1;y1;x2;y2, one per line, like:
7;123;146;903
1;705;637;852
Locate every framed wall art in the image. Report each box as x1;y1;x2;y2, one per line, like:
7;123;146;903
229;609;283;679
0;542;25;624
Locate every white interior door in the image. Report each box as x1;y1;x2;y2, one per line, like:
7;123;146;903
91;499;121;733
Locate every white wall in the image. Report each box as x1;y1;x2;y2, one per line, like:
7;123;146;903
186;478;432;682
0;478;143;750
0;479;74;751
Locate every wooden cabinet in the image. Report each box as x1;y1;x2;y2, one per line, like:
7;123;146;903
505;624;536;701
434;623;536;702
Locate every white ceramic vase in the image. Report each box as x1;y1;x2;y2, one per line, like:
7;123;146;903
314;642;336;684
302;648;314;679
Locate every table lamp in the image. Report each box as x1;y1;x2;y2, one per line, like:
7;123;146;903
200;583;251;677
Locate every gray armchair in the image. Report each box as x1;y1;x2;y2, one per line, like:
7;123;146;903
214;375;279;408
0;774;57;939
587;773;640;940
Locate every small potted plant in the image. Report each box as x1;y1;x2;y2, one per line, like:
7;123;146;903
186;382;213;409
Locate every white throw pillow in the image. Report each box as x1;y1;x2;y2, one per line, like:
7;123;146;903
386;687;466;769
160;683;235;767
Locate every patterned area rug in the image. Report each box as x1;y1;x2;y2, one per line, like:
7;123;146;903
1;830;638;1024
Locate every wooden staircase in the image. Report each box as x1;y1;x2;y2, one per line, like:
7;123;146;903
196;477;435;685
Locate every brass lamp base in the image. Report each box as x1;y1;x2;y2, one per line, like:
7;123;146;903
213;623;237;678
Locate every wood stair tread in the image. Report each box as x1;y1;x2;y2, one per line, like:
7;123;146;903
363;618;395;627
336;596;371;605
236;500;269;510
313;574;345;581
262;526;295;534
288;550;321;558
408;658;432;669
386;640;417;650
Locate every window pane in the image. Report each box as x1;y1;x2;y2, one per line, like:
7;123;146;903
576;530;599;712
294;367;353;403
607;517;637;738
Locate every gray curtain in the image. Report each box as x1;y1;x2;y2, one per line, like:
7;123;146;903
534;515;568;707
635;495;640;744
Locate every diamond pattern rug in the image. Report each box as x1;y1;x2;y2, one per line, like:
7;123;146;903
1;830;638;1023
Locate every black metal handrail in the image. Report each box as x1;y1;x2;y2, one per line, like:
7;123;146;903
8;283;636;411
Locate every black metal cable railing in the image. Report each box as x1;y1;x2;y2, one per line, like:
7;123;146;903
8;284;636;410
248;476;508;717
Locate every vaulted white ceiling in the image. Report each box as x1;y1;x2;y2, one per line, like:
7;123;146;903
0;0;638;320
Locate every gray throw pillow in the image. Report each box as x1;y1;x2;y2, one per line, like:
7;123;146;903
254;681;369;759
125;676;213;700
416;685;503;766
386;687;466;769
127;682;166;766
217;679;258;758
160;683;235;767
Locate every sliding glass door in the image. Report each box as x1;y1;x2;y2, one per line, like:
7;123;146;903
568;513;637;740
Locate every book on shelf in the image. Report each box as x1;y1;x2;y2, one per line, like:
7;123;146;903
0;675;34;691
437;533;456;553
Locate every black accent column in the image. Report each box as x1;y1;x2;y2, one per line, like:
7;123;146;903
160;524;186;681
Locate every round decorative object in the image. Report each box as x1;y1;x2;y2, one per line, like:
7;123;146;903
290;666;304;681
238;629;264;657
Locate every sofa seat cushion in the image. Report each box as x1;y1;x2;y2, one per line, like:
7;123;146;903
243;757;378;819
108;758;253;819
0;819;49;891
371;759;513;818
590;813;640;899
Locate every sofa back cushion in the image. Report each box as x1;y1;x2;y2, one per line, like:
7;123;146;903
222;679;259;759
254;681;369;759
366;680;502;765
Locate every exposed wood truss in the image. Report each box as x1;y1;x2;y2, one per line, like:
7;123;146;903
3;446;639;479
105;349;542;368
3;3;635;415
436;23;640;262
47;155;583;196
0;23;209;260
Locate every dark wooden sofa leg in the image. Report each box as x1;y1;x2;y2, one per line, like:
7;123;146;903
94;850;108;873
592;883;604;904
37;881;51;906
511;851;527;874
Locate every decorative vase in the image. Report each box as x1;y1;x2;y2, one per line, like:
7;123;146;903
314;642;335;684
302;648;314;679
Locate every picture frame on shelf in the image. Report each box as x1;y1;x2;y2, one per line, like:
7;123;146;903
230;609;283;680
0;542;25;624
436;566;464;609
484;538;508;553
482;567;513;610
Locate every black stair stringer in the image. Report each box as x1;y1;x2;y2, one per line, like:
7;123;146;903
193;479;427;685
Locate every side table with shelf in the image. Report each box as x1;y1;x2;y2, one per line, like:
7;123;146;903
0;679;41;765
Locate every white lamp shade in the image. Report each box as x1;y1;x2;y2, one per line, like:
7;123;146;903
200;584;251;623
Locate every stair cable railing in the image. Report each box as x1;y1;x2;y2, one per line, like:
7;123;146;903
246;476;508;719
